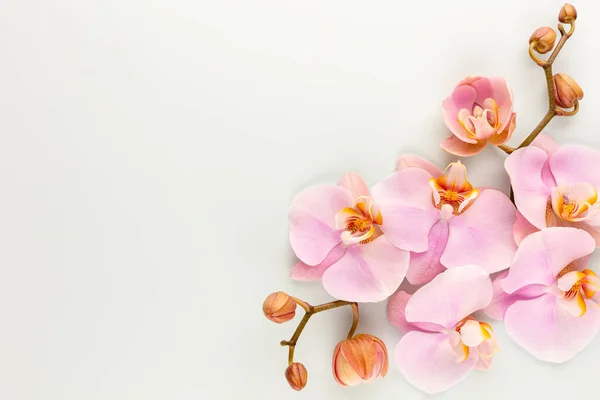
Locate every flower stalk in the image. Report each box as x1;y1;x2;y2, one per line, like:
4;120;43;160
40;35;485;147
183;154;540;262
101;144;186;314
499;4;578;156
280;299;359;365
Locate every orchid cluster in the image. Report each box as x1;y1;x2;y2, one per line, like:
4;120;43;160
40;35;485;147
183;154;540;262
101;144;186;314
262;3;599;394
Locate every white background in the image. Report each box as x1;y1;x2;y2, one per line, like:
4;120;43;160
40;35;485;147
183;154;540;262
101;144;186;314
1;0;599;399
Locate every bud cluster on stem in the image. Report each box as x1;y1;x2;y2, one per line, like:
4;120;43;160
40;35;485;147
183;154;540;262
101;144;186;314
262;292;388;391
500;3;581;156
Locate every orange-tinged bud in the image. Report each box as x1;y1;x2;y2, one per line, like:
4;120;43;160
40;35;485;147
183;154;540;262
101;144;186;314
559;3;577;24
332;334;389;387
263;291;296;323
554;73;584;108
285;362;308;391
529;27;556;54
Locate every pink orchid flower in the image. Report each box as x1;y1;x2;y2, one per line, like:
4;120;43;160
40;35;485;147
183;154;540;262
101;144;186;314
371;156;517;285
506;134;600;246
388;265;498;394
485;227;600;363
441;76;517;156
288;173;409;302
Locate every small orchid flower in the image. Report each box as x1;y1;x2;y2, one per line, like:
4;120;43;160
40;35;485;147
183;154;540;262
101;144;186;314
506;134;600;246
288;173;409;302
441;76;517;156
388;265;497;394
485;227;600;363
371;156;517;285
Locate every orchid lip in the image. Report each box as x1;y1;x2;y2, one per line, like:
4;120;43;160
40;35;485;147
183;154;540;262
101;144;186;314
448;317;498;364
553;266;600;317
551;183;600;222
335;196;382;245
428;162;479;216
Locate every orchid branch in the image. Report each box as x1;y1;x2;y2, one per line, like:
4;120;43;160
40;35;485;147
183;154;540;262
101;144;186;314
279;300;358;365
516;16;577;151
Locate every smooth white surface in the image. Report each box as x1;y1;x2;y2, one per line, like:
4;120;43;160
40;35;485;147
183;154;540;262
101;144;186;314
1;0;599;399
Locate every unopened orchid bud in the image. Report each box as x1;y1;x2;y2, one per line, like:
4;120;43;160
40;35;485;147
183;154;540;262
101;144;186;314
559;3;577;24
332;334;389;387
285;362;308;391
263;291;296;323
529;27;556;54
553;73;583;108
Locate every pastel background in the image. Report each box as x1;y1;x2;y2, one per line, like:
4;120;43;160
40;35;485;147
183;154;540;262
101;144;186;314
0;0;598;399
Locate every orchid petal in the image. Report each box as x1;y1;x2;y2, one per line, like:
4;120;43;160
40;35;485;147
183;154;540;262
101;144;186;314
488;112;516;145
513;211;539;245
387;291;414;333
442;189;517;273
388;290;444;333
442;85;478;139
371;169;440;252
395;331;477;394
484;271;546;320
504;293;600;363
337;172;371;201
322;237;409;303
288;185;353;265
290;243;346;281
406;220;449;285
549;145;600;188
501;228;595;294
396;155;442;178
505;146;552;229
440;135;486;157
405;265;493;329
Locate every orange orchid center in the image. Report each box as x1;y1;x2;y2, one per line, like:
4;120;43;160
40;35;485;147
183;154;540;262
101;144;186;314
555;266;600;317
451;317;498;363
430;161;479;216
551;182;600;222
335;196;382;245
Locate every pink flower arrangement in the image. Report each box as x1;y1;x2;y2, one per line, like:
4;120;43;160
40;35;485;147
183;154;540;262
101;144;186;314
263;3;597;394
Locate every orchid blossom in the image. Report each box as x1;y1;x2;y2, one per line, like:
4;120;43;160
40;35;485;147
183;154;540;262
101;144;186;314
485;227;600;362
388;265;498;394
441;76;517;156
506;134;600;246
371;156;517;285
288;173;409;302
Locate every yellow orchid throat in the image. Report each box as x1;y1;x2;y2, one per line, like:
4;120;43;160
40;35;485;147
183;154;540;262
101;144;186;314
335;196;383;245
551;183;600;222
430;161;479;215
556;266;600;317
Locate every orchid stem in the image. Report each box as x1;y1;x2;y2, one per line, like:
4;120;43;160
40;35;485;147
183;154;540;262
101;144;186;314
519;22;574;150
498;144;514;154
280;300;358;365
346;303;359;340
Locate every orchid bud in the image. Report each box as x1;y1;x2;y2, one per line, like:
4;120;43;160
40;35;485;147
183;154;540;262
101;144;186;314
559;3;577;24
553;73;583;108
529;27;556;54
285;362;308;391
263;291;296;323
332;334;389;387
